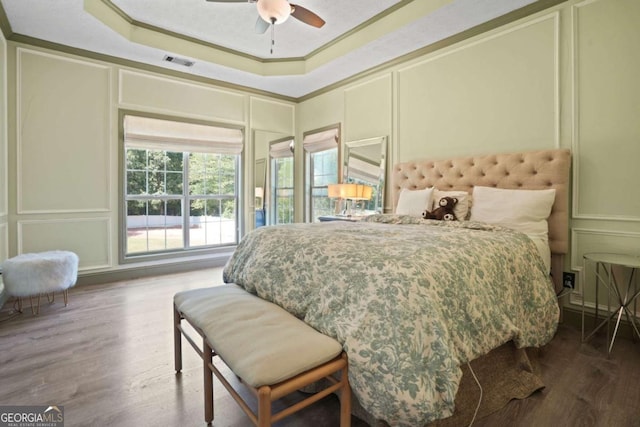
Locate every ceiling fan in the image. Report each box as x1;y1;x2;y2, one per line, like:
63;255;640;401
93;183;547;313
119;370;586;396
206;0;325;34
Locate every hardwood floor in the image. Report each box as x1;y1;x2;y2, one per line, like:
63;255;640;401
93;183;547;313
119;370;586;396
1;268;639;427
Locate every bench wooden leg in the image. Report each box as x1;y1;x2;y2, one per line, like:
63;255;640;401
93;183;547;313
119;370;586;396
204;339;214;425
339;353;351;427
257;386;272;427
173;304;182;373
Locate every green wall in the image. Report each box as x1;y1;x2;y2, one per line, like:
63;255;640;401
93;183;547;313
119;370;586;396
0;28;7;305
296;0;640;314
3;42;294;282
1;0;638;317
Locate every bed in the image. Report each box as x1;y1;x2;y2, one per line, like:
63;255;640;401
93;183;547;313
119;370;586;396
223;148;571;426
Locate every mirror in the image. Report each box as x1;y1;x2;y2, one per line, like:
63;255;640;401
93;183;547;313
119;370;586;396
254;158;266;227
268;136;295;225
254;130;294;227
343;136;387;214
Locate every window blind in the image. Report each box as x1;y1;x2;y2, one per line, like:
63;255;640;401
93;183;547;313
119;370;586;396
302;128;338;153
347;156;380;183
124;115;243;154
269;139;294;159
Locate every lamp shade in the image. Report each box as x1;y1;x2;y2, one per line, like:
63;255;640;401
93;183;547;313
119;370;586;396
358;185;373;201
257;0;291;25
327;184;342;199
327;183;373;200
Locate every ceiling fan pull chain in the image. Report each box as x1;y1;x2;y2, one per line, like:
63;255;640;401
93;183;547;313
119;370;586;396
270;17;276;54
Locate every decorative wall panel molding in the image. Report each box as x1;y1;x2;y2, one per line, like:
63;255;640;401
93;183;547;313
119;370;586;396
571;0;640;221
119;69;246;124
0;33;7;218
249;97;295;134
17;48;111;214
17;218;112;271
0;223;7;263
344;74;392;143
569;227;640;306
396;13;560;162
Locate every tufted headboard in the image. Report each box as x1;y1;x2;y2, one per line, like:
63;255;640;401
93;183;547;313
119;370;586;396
392;149;571;292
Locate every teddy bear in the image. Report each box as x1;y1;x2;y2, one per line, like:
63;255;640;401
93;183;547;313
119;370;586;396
422;196;458;221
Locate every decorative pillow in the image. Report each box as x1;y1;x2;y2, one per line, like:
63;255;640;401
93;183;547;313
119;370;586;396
470;186;556;241
395;188;434;216
432;189;471;220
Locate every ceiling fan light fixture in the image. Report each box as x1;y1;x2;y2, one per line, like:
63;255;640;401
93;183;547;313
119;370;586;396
257;0;291;25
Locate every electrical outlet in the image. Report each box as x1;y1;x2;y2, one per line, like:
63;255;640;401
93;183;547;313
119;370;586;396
563;272;575;289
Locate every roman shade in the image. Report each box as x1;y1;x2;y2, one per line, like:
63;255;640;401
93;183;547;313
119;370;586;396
270;139;294;159
347;156;380;182
303;128;338;153
124;115;244;154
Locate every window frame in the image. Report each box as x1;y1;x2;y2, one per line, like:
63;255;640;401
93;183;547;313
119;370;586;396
118;110;244;264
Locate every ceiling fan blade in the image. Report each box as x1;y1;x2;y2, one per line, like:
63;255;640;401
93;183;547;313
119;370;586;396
290;4;325;28
255;16;270;34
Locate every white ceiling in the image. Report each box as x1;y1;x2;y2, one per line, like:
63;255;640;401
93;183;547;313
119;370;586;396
1;0;542;99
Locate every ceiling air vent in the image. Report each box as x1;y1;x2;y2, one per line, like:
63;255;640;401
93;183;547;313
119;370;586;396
163;55;195;67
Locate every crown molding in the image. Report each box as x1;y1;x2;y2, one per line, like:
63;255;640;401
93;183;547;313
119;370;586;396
298;0;568;101
7;33;298;103
85;0;452;77
2;0;568;102
0;2;12;39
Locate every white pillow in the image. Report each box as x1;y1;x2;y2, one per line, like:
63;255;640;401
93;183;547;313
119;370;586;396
470;186;556;241
432;189;471;220
528;235;552;274
395;188;434;216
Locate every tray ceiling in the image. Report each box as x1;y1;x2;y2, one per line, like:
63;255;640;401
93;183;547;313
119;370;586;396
1;0;546;99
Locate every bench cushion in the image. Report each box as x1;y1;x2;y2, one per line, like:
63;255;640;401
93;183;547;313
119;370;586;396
174;284;343;387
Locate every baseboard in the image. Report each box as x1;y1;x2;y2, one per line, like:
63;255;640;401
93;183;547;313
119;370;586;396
0;255;229;309
562;306;639;342
0;288;7;309
75;256;229;286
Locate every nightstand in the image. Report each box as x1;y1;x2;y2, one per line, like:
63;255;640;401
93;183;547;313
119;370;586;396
581;252;640;356
317;215;361;222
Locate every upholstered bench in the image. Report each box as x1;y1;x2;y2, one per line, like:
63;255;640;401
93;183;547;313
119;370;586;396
2;250;79;315
173;284;351;427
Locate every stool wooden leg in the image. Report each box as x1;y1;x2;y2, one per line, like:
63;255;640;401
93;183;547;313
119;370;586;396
29;295;41;315
203;339;214;425
339;353;352;427
63;289;69;306
173;306;182;373
257;386;272;427
13;297;23;313
46;292;55;304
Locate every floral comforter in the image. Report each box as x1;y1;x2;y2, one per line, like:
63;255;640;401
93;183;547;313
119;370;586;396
222;215;559;426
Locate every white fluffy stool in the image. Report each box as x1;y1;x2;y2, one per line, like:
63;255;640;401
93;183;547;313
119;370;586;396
2;251;79;315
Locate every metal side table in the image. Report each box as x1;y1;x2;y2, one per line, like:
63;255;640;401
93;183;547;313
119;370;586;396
581;252;640;356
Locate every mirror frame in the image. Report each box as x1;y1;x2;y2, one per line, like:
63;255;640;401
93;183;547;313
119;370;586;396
343;136;387;214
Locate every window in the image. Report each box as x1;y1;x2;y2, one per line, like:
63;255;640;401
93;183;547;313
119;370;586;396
269;139;295;224
122;114;243;259
304;126;340;222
